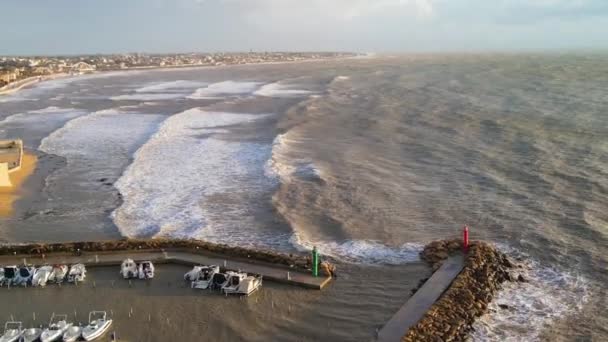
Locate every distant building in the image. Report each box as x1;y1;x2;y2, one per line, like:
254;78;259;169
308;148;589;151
33;66;53;75
0;70;19;83
70;62;96;73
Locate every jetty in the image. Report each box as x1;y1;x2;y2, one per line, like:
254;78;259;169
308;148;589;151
377;255;464;341
375;238;517;342
0;239;334;290
0;139;23;187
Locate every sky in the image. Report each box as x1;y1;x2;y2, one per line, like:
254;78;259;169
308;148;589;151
1;0;608;55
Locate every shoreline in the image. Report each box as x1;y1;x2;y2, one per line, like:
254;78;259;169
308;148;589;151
0;55;360;98
0;73;70;95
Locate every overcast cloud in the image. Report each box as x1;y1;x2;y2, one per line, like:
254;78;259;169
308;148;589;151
1;0;607;54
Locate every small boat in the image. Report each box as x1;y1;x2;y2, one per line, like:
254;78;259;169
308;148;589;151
184;266;203;281
1;266;18;286
81;311;112;341
15;266;35;286
62;325;82;342
40;314;72;342
191;265;220;289
0;321;22;342
67;264;86;283
137;261;154;279
120;259;138;279
32;265;53;287
48;265;68;283
209;271;230;290
221;272;263;296
22;327;42;342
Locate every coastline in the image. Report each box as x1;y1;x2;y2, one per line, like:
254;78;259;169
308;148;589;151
0;73;70;96
0;55;360;98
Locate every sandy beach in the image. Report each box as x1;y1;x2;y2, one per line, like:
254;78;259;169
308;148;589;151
0;152;37;217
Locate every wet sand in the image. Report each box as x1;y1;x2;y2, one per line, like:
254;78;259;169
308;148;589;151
0;263;430;342
0;152;37;217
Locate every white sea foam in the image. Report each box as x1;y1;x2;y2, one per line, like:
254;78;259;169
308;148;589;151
334;76;350;81
471;244;590;342
110;93;186;101
266;133;326;183
136;80;207;93
0;95;37;103
0;107;88;147
187;81;261;99
39;109;165;177
290;233;423;265
113;108;276;243
254;82;313;97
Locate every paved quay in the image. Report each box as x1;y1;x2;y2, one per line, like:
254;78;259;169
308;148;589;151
0;249;332;290
377;255;464;342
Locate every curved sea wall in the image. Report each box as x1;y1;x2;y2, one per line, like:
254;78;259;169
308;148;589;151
0;238;333;275
403;239;518;342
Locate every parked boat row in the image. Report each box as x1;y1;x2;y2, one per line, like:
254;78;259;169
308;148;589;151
0;311;112;342
119;259;154;279
184;265;263;296
0;264;86;287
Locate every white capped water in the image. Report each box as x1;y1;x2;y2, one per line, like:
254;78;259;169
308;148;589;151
35;109;165;233
0;55;605;341
188;81;262;99
112;108;287;247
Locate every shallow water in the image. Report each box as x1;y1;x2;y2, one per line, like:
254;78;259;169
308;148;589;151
0;263;428;342
0;54;606;340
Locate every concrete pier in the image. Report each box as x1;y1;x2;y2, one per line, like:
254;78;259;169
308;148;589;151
0;139;23;187
377;255;464;342
0;248;332;290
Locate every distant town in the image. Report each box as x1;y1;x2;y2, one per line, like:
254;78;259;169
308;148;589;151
0;52;357;89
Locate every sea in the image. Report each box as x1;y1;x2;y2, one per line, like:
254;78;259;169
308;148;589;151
0;54;605;341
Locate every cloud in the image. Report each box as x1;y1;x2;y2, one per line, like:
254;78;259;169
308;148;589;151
194;0;434;20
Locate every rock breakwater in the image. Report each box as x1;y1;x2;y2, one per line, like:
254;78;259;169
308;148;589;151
403;239;518;342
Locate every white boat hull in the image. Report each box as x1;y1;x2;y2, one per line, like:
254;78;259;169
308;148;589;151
40;330;63;342
0;331;21;342
32;266;53;287
62;326;82;342
82;320;112;341
22;328;42;342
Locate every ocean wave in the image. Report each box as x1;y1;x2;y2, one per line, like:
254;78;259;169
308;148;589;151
266;133;325;183
471;244;590;341
333;76;350;82
39;109;165;161
290;234;423;265
113;108;276;242
0;107;88;148
254;82;314;97
110;93;186;101
187;81;261;99
135;80;207;93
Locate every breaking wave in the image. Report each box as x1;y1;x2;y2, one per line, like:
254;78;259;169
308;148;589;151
471;244;590;341
290;233;422;265
0;107;88;148
254;82;314;97
136;80;207;93
110;93;186;101
188;81;261;99
113;108;276;243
